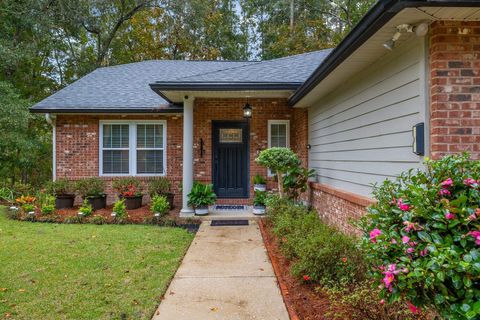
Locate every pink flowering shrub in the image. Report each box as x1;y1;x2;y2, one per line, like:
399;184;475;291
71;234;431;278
360;154;480;319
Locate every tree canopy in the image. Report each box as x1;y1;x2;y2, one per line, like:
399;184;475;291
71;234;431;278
0;0;374;187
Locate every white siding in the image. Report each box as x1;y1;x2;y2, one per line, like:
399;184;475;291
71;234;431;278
308;38;427;197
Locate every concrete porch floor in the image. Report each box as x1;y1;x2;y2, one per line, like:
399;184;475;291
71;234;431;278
180;206;264;221
151;221;289;320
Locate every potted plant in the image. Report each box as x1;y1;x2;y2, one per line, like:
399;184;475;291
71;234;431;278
45;178;75;209
148;177;174;209
112;177;143;210
187;182;216;216
252;190;266;215
150;194;170;218
75;177;106;210
253;174;267;191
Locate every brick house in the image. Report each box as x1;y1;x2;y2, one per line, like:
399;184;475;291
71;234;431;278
31;0;480;227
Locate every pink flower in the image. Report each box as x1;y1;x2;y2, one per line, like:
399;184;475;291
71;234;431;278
370;229;382;243
468;231;480;246
439;188;451;196
445;212;455;220
406;247;415;254
403;221;421;232
401;236;410;244
380;299;385;305
441;178;453;188
467;213;477;221
397;198;411;211
420;247;428;256
382;264;399;292
391;238;397;244
407;301;421;314
464;178;477;187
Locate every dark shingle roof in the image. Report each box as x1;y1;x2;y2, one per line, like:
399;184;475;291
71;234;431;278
31;49;333;112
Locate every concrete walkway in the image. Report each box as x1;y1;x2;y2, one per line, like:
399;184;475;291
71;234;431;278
152;221;289;320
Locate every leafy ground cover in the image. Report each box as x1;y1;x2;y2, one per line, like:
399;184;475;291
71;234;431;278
0;207;193;319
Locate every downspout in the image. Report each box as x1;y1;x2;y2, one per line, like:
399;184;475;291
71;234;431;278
45;113;56;181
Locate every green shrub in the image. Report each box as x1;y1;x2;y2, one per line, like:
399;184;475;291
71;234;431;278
268;197;366;286
45;178;73;196
75;177;105;198
21;203;36;213
150;194;170;216
324;281;414;320
359;154;480;319
148;177;171;196
283;166;315;201
256;147;299;197
112;198;128;219
40;195;55;215
88;215;107;225
64;215;83;224
112;177;142;197
0;186;14;203
78;199;93;217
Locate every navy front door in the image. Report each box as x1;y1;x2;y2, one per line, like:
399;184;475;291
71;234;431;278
212;121;249;198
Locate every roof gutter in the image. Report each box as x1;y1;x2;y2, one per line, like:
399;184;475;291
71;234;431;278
288;0;480;107
150;81;302;92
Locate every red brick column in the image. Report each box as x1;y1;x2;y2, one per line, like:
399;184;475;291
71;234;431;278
429;21;480;160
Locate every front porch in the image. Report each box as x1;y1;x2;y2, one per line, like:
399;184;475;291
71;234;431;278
178;97;308;216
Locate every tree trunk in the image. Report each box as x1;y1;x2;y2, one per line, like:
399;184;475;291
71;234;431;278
277;171;284;198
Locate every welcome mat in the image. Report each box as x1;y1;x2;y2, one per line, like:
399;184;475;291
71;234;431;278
214;205;247;210
210;220;249;226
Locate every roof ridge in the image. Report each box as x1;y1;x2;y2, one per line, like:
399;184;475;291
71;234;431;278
172;60;264;81
172;49;334;82
97;59;256;71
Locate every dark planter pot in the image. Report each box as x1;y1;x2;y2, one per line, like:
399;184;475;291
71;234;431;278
55;194;75;209
86;195;106;211
123;195;143;210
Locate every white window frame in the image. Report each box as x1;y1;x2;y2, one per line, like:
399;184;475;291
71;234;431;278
99;120;167;177
267;120;290;176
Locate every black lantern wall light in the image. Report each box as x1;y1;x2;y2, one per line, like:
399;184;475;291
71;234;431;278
243;103;252;119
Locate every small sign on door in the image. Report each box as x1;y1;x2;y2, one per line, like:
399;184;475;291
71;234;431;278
219;128;242;143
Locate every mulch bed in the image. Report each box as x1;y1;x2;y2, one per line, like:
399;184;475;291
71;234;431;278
55;205;164;223
259;219;338;320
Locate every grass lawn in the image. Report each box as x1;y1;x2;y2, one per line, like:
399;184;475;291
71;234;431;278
0;207;194;320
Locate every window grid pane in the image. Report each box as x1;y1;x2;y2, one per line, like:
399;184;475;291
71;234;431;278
137;150;163;174
103;124;129;148
270;124;287;148
137;124;163;149
103;150;129;174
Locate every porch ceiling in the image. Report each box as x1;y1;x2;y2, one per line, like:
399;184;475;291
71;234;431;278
151;88;297;103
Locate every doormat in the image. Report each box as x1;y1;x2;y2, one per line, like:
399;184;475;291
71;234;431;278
211;220;249;226
214;205;247;210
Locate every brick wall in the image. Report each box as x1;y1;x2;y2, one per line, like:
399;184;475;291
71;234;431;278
54;98;308;206
55;114;183;205
309;183;374;235
430;21;480;160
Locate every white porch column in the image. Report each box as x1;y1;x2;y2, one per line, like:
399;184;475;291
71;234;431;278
181;95;195;215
